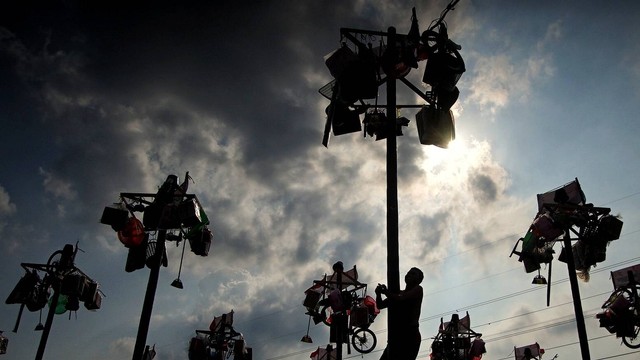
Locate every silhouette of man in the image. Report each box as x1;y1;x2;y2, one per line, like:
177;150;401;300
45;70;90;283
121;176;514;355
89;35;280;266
376;267;424;360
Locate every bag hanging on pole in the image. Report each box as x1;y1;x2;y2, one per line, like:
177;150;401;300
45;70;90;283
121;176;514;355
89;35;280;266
422;50;465;91
100;205;129;231
415;106;455;148
118;217;146;247
188;337;207;360
145;236;168;268
60;274;87;297
143;203;162;230
326;102;361;136
596;215;623;242
531;213;564;241
125;234;148;272
179;198;203;227
6;271;40;305
325;42;379;104
187;226;212;256
25;285;49;312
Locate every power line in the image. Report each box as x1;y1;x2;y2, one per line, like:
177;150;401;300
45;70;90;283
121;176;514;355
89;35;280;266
260;256;640;360
426;257;639;321
473;291;610;329
244;224;640;338
601;191;640;206
491;335;638;360
257;200;640;360
595;351;640;359
259;254;640;358
235;189;640;358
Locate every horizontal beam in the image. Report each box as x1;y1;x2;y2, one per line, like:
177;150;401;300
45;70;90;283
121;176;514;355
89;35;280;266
21;263;96;283
340;27;411;44
120;192;197;205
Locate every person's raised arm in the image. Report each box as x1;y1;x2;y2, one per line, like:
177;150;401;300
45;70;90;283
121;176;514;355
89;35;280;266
375;284;389;309
385;285;423;302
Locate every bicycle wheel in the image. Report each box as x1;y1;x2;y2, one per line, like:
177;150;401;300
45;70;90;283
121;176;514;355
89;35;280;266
47;250;63;267
602;288;634;309
420;30;438;55
351;327;377;354
622;322;640;349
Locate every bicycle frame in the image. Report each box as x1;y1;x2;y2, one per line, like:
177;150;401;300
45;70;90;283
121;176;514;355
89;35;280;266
597;269;640;349
303;266;379;354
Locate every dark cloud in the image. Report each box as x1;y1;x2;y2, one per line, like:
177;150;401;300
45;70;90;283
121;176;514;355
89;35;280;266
404;211;449;259
469;172;498;203
1;2;637;360
462;228;488;249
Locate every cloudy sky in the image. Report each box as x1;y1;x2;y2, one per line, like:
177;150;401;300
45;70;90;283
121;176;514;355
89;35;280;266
1;1;640;359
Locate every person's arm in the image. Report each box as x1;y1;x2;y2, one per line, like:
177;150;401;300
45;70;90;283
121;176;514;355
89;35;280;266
375;284;389;310
384;285;423;302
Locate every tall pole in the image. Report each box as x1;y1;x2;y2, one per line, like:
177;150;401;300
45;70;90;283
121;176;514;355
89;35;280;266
385;26;400;359
336;269;343;360
132;229;167;360
34;283;60;360
562;232;591;360
11;304;25;333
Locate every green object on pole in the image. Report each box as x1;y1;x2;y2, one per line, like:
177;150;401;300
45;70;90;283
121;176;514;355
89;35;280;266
49;294;68;315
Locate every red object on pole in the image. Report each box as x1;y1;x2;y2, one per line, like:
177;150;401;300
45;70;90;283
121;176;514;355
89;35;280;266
118;218;145;247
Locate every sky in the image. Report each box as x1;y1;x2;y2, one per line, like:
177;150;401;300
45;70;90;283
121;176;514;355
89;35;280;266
1;1;640;359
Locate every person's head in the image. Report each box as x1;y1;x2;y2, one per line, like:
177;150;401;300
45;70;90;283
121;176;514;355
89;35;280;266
405;267;424;286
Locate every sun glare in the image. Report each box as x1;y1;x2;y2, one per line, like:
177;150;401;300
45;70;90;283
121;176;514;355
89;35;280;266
446;138;461;151
421;136;468;168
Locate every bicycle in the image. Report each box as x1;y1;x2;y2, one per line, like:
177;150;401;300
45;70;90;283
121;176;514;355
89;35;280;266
306;288;379;354
303;266;379;354
596;267;640;349
429;312;484;360
190;312;250;360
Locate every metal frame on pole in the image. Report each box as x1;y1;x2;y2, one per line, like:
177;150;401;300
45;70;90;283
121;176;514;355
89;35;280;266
7;244;100;360
116;192;168;360
328;24;432;360
562;232;591;360
323;4;464;355
118;190;206;360
131;228;167;360
512;199;617;360
552;202;613;360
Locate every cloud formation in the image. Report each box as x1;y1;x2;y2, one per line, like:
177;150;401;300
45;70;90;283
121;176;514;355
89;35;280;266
1;2;639;360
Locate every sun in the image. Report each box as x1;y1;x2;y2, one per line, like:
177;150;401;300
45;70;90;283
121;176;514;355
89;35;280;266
420;136;468;168
446;138;462;152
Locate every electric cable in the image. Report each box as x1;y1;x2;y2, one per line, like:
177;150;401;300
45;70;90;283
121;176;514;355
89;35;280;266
185;190;640;358
261;255;640;359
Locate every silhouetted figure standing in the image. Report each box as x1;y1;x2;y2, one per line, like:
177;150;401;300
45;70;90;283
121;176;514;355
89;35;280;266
376;267;424;360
